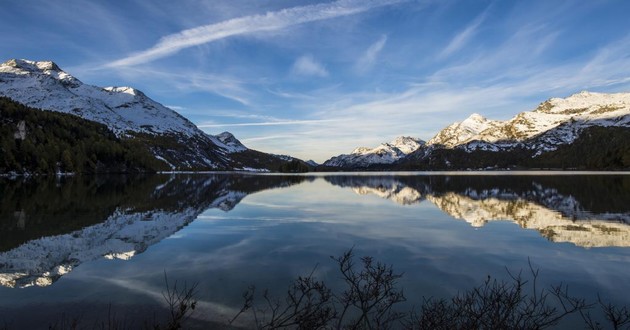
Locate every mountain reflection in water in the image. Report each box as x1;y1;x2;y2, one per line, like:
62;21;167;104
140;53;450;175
0;173;628;289
0;174;309;288
324;175;630;248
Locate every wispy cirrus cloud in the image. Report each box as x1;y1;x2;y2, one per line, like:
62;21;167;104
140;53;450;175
198;119;338;128
107;0;407;68
292;55;329;77
355;35;388;73
439;6;490;58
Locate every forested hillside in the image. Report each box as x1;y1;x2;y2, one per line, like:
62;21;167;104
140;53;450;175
0;97;167;174
396;126;630;170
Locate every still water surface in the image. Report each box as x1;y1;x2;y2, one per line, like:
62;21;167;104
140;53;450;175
1;173;629;328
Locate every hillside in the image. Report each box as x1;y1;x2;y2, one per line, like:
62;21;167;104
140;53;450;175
322;91;630;170
0;97;166;174
0;59;304;173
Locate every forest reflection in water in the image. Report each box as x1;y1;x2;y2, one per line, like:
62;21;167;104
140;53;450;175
0;173;629;328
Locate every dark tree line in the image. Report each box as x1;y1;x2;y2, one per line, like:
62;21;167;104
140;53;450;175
394;126;630;171
0;97;166;174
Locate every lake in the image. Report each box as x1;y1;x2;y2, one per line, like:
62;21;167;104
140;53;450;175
1;172;629;329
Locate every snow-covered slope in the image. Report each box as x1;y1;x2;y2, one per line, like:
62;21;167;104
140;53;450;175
215;131;248;153
323;136;425;167
0;59;201;137
323;91;630;169
427;113;502;148
428;91;630;153
0;59;299;171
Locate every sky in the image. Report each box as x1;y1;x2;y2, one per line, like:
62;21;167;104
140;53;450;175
2;0;630;162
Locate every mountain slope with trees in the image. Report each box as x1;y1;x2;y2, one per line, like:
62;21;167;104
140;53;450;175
0;97;166;174
0;59;306;173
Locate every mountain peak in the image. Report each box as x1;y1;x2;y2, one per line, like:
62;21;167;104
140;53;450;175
324;136;426;167
465;113;487;122
387;136;425;154
351;146;371;154
389;136;423;144
535;90;630;116
103;86;145;98
217;131;235;139
215;131;247;152
428;91;630;153
575;90;593;97
2;59;61;72
0;58;207;136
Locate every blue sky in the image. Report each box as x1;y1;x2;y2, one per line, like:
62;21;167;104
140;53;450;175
2;0;630;162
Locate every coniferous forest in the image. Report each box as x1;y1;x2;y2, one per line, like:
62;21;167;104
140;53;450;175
0;97;166;174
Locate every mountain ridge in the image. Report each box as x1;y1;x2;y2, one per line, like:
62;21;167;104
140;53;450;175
0;59;305;173
322;91;630;170
430;91;630;153
323;136;425;167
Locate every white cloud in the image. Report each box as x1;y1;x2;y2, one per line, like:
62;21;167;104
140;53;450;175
355;35;388;72
165;105;186;111
292;55;329;77
198;119;337;128
91;65;256;106
107;0;407;67
439;8;489;58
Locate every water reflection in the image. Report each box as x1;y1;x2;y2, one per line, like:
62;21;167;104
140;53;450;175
0;174;309;288
325;175;630;247
1;173;629;290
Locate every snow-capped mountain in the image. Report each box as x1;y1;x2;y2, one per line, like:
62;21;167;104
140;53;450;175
0;59;298;172
427;113;502;148
0;59;200;137
428;91;630;153
215;131;248;153
322;91;630;169
323;136;425;167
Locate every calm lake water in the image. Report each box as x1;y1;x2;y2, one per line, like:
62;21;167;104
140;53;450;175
1;172;629;328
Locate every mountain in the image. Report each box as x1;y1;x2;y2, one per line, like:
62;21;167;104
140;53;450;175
215;131;248;152
0;97;166;173
322;91;630;170
323;136;425;168
426;113;502;149
428;91;630;153
0;59;300;172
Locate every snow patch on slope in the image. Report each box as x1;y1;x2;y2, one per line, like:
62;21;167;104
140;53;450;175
0;59;202;137
428;91;630;153
215;131;248;153
324;136;425;167
427;113;501;147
